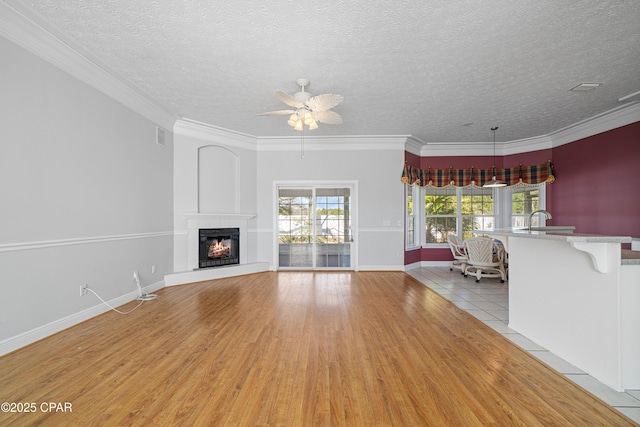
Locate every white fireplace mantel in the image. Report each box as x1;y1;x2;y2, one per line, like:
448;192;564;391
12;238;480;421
181;212;256;221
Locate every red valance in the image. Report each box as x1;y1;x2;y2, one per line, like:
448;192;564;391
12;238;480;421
401;161;555;188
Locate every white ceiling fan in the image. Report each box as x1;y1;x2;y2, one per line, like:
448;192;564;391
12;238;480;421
258;78;343;131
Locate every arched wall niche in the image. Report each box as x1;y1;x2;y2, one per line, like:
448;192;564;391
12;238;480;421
198;145;238;213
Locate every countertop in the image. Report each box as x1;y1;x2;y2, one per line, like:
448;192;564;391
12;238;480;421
474;228;639;265
476;228;632;244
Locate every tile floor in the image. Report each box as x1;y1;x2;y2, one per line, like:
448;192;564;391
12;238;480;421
407;266;640;424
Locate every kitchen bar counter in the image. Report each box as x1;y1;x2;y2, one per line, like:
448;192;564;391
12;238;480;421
473;228;640;392
477;228;635;267
479;228;631;244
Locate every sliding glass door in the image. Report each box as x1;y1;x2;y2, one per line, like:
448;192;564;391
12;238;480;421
278;186;353;269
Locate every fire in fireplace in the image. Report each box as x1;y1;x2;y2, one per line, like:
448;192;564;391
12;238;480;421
198;228;239;269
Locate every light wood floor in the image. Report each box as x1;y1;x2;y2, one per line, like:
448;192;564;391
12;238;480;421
1;271;637;426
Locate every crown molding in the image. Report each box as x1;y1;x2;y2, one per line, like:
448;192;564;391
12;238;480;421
501;134;553;156
173;121;410;152
0;1;177;130
404;136;424;156
418;142;494;157
173;119;257;150
549;102;640;148
417;103;639;157
256;134;409;152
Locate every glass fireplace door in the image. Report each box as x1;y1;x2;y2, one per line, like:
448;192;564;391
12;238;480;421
278;186;352;269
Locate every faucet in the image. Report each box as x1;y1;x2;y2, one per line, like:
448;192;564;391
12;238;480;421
528;210;552;231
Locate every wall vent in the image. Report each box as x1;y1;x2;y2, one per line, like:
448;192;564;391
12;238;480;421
156;127;166;146
569;83;602;92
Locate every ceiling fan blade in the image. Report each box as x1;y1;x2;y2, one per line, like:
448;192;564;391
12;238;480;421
257;109;296;116
275;90;305;108
314;110;343;125
306;93;344;112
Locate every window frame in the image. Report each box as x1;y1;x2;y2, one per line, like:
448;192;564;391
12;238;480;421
405;184;420;249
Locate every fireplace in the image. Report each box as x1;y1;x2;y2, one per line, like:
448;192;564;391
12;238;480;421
198;228;240;269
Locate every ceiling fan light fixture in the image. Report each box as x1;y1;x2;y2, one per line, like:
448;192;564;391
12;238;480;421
259;78;344;132
303;111;314;125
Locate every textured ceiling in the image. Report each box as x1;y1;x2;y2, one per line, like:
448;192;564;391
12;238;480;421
8;0;640;143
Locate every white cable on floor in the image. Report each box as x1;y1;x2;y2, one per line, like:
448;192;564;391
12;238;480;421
86;288;145;315
134;270;158;301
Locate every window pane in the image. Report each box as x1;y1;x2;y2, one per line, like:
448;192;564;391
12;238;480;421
462;187;494;215
512;188;538;214
407;216;415;246
426;194;457;215
426;216;456;243
316;188;351;268
425;187;457;242
406;186;416;246
316;188;350;244
278;189;313;267
460;187;494;238
316;243;350;268
512;187;540;228
462;216;495;239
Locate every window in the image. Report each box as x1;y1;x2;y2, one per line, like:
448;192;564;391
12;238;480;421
408;184;546;246
511;187;540;228
406;185;418;247
461;187;495;240
425;187;457;243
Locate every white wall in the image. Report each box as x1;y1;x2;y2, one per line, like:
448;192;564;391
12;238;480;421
172;121;258;271
0;20;408;355
172;128;407;272
0;36;174;352
256;141;406;270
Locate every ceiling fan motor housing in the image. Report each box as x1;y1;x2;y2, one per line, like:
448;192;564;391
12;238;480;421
294;91;312;103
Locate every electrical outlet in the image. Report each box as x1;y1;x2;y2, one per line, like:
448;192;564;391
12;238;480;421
80;284;88;296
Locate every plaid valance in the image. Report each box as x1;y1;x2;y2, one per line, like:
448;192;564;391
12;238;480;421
401;161;555;188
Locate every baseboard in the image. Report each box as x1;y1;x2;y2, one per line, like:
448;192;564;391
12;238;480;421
403;262;423;271
420;261;452;268
357;265;405;271
0;280;165;357
403;261;452;271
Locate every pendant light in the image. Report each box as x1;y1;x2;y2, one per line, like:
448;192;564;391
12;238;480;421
483;126;507;188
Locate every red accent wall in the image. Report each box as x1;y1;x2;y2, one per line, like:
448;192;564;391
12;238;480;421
404;248;421;265
548;121;640;239
420;155;497;170
404;122;640;264
505;149;553;168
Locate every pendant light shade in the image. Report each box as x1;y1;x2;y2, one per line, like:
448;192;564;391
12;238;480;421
483;126;507;188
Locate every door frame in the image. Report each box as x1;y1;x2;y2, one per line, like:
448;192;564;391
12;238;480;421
273;180;358;270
